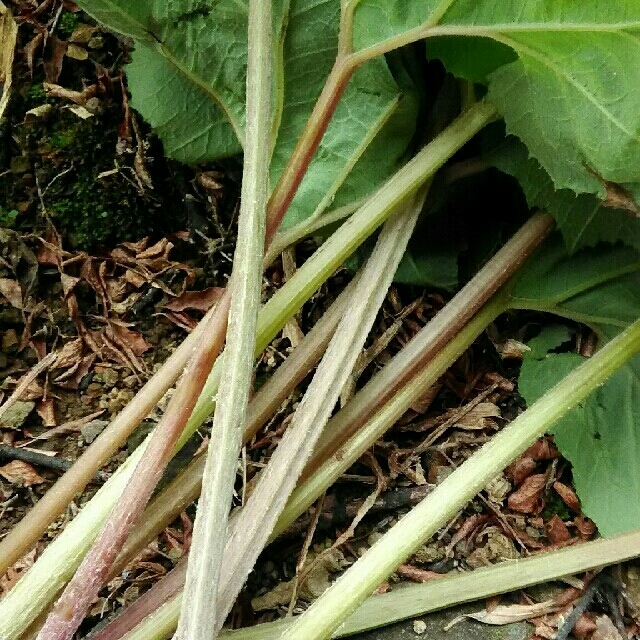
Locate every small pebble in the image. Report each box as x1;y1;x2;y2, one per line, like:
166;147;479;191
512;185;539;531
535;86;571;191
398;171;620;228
413;620;427;635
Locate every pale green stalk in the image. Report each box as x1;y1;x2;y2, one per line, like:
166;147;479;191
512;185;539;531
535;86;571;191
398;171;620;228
113;211;551;580
121;525;640;640
176;2;273;638
221;528;640;639
213;186;428;632
284;317;640;640
264;199;364;266
274;297;505;539
0;103;495;640
103;296;504;640
110;275;360;580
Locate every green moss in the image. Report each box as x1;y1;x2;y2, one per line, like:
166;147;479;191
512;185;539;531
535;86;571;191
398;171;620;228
0;207;19;229
541;491;571;521
28;109;177;250
49;128;77;150
27;83;47;104
57;11;79;38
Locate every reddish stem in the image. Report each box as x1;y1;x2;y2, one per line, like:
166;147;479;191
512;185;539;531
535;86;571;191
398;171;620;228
36;292;230;640
265;56;355;245
30;36;359;640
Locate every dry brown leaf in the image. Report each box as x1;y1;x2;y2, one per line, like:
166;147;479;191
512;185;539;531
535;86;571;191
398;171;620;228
395;564;445;583
36;397;56;427
54;353;95;388
69;23;97;45
507;473;546;514
592;614;624;640
525;439;560;461
60;272;80;297
43;36;67;83
454;402;501;430
23;31;44;77
163;288;224;313
446;599;562;628
545;514;571;544
553;481;581;513
506;455;538;486
43;81;97;104
495;338;530;360
121;237;150;254
156;310;198;332
53;337;83;369
137;238;171;261
0;549;36;596
108;320;151;356
0;278;23;309
27;409;104;442
573;515;597;539
0;460;45;486
65;43;88;60
123;269;147;288
106;275;129;304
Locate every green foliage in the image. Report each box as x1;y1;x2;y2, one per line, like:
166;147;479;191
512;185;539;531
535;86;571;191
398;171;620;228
0;207;18;229
73;0;640;541
352;1;640;200
57;11;79;38
519;326;640;536
487;137;640;253
507;235;640;332
78;0;418;230
512;241;640;535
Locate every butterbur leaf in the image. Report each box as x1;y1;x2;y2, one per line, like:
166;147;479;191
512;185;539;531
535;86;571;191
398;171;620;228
513;241;640;536
352;2;640;201
77;0;417;229
508;234;640;329
425;36;517;83
487;137;640;253
519;326;640;536
272;1;418;229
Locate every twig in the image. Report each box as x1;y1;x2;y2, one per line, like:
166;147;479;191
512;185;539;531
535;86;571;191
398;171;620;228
288;492;326;616
553;572;603;640
0;352;56;424
0;445;107;482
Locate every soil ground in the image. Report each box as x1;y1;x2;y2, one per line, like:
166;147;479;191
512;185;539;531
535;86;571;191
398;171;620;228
1;3;638;640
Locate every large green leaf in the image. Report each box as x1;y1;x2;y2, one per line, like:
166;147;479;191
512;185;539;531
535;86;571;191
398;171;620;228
519;327;640;536
272;2;418;229
509;235;640;310
425;36;517;83
511;237;640;533
77;0;417;229
487;137;640;253
352;2;640;200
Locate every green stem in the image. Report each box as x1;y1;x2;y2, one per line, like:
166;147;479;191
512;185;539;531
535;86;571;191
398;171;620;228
108;275;361;583
221;528;640;639
96;296;507;640
0;103;496;640
264;199;365;266
274;296;506;540
110;211;551;585
284;316;640;640
214;188;427;632
265;55;356;245
176;2;273;638
302;212;553;482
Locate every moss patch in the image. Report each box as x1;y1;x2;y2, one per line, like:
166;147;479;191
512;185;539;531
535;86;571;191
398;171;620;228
14;104;185;250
